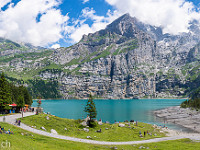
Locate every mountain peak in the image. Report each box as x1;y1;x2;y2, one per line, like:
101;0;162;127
105;13;139;36
118;13;131;20
106;13;136;29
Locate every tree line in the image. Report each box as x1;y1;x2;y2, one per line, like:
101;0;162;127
181;87;200;109
27;79;61;99
0;73;32;113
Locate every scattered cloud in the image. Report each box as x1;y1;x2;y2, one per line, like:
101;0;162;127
82;0;89;4
104;0;200;34
0;0;69;46
51;43;61;49
1;0;199;47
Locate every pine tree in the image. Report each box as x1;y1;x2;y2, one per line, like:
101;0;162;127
17;95;25;109
84;94;97;127
0;73;11;113
23;87;32;105
10;83;19;104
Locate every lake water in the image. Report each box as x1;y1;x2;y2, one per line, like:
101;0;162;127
32;99;186;131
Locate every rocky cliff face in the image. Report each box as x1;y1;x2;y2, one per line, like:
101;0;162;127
1;14;200;99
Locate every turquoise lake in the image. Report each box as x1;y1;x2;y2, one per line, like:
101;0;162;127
32;99;186;131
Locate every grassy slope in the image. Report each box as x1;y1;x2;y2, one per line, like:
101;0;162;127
0;122;199;150
21;114;165;142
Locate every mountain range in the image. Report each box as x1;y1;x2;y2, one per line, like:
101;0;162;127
0;13;200;99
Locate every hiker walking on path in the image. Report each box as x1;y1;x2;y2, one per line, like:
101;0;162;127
18;120;21;126
3;116;5;122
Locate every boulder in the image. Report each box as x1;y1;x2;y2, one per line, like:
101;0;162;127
98;121;103;125
51;129;58;135
81;121;87;126
85;116;90;122
83;128;89;132
86;136;91;139
118;123;125;127
46;116;49;120
111;146;118;150
41;126;46;131
105;121;110;124
139;146;145;149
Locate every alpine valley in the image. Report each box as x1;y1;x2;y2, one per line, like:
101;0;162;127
1;14;200;99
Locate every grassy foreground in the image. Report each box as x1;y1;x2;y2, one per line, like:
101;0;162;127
21;114;165;142
0;122;200;149
0;122;105;150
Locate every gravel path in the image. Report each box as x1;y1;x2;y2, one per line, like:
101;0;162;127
0;113;200;145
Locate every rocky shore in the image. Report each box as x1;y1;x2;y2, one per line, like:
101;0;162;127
154;106;200;133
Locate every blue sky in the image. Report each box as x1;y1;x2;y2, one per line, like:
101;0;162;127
0;0;200;48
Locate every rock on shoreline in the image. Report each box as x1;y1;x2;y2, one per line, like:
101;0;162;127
154;106;200;133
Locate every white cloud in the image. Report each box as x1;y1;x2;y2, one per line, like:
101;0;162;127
2;0;197;47
70;24;92;43
105;0;200;34
0;0;68;46
67;8;121;43
82;0;89;4
51;44;61;49
0;0;11;9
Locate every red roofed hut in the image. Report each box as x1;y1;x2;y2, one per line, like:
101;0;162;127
8;103;17;113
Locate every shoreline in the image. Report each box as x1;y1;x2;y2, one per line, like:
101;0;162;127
154;106;200;134
33;98;187;101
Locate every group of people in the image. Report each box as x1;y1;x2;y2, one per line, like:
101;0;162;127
15;119;21;126
139;130;152;137
20;107;34;113
0;126;13;134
